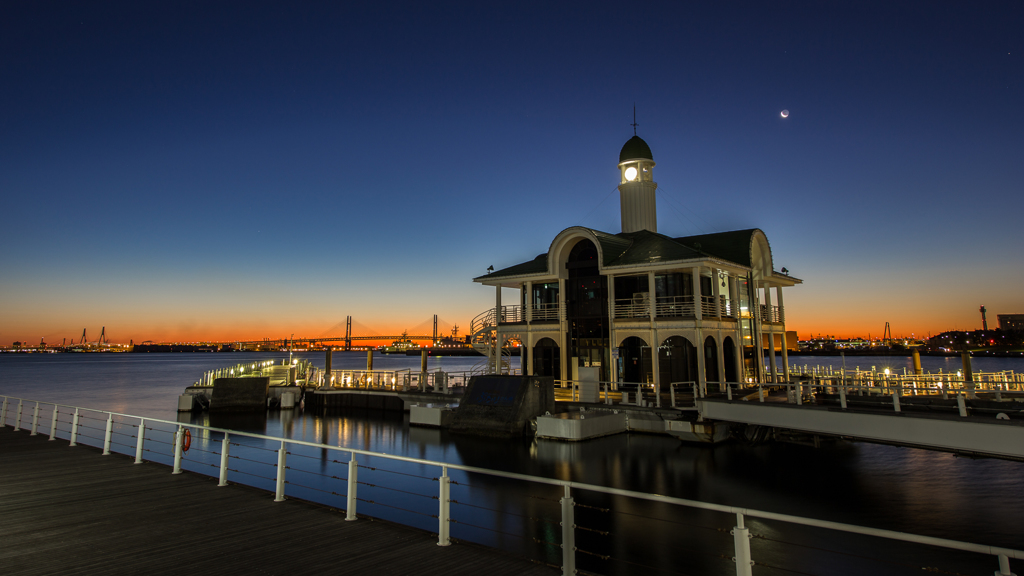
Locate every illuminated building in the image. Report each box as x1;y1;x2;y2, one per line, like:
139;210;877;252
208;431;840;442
473;133;801;391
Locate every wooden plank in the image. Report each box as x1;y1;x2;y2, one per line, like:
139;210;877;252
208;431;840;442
0;429;556;576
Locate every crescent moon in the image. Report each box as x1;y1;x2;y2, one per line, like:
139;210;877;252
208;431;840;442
780;110;790;118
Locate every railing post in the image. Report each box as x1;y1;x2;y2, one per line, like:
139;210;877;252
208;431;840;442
49;406;59;441
957;393;968;418
14;400;23;431
438;465;451;546
346;455;358;521
102;413;114;455
996;554;1015;576
172;425;183;474
219;433;230;486
30;402;40;435
135;419;146;464
1;397;8;426
670;384;676;408
892;392;901;413
732;512;753;576
839;387;847;410
274;441;287;502
70;408;80;446
727;383;733;401
560;485;575;576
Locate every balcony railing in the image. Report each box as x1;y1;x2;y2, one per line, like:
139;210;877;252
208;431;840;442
760;304;783;323
530;302;561;321
614;297;650;319
497;305;522;324
654;295;695;318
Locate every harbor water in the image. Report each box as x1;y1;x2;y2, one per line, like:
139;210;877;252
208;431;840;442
2;352;1022;575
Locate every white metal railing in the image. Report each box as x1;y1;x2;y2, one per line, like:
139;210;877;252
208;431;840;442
312;368;463;395
701;295;716;316
193;358;315;387
530;302;561;321
655;295;695;317
2;395;1021;576
498;305;522;324
613;298;649;319
760;303;783;323
704;376;1023;413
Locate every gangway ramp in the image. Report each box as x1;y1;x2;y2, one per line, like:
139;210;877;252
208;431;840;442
698;398;1024;460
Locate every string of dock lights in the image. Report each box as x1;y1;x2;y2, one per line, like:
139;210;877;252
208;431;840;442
233;360;278;376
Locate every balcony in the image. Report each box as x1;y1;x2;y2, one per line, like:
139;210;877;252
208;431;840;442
530;302;562;321
494;304;565;325
760;304;784;323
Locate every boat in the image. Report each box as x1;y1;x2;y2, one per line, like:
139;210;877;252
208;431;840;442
381;332;420;354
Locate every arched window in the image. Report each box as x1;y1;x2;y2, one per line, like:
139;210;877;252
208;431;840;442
532;338;560;378
658;336;697;386
704;336;719;383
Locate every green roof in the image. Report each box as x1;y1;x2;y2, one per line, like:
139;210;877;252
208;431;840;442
619;135;653;162
673;229;759;267
603;230;703;266
475;228;761;282
475;253;548;281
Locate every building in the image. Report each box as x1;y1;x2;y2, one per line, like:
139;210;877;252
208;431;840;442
471;133;801;393
998;314;1024;332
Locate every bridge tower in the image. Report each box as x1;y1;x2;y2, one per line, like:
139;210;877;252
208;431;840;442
433;315;438;344
980;305;988;331
344;316;352;351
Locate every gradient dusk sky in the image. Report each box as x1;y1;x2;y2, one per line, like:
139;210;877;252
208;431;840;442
2;1;1022;345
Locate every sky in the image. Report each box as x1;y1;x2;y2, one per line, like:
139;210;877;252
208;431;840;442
1;1;1022;345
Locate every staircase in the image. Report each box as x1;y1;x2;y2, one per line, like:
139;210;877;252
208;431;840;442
470;308;513;374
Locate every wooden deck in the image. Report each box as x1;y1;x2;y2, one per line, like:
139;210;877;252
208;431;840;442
0;429;557;575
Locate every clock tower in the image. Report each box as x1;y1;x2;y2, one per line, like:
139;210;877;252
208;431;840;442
617;134;657;233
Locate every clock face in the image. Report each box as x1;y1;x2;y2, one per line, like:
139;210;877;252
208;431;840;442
624;166;638;181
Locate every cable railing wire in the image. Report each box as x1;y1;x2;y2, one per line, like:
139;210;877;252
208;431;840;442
354;497;436;518
751;532;973;575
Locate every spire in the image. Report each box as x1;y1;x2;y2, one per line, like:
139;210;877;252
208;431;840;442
631;104;638;136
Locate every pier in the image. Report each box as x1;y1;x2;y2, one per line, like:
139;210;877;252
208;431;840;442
2;395;1021;576
0;428;553;575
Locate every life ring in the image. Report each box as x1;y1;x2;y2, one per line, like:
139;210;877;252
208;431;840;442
181;429;192;453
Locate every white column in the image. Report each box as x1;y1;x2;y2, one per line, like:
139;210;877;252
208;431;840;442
525;281;533;323
525;281;533;376
762;285;776;382
691;267;702;321
727;275;738;318
526;334;534;376
648;271;659;396
711;268;722;318
768;332;779;384
558;278;568;382
776;286;790;382
696;334;707;396
607;274;616;386
716;333;726;384
752;281;765;383
494;286;502;373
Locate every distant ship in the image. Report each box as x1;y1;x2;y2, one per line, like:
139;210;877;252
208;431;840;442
381;332;420;354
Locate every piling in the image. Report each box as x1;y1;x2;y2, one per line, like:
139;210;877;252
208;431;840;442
420;350;428;391
325;349;333;384
366;350;373;372
961;352;976;399
912;349;923;375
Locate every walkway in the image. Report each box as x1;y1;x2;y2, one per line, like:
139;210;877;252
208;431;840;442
0;429;556;576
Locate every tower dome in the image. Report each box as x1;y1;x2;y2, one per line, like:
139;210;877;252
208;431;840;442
617;134;658;234
619;135;653;163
